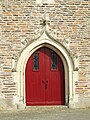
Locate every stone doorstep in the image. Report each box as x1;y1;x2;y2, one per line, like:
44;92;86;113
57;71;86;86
25;105;68;111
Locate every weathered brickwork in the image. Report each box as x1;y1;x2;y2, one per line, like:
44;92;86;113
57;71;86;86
0;0;90;109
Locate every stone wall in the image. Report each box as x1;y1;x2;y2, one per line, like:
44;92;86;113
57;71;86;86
0;0;90;109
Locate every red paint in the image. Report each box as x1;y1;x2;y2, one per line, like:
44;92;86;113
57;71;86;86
25;47;65;106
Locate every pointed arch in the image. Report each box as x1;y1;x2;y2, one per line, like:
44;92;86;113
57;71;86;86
15;38;75;107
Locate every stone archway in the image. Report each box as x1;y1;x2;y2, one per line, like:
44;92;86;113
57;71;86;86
14;34;77;108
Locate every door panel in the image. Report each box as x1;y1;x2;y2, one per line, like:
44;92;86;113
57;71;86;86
45;48;65;105
25;48;45;105
25;47;65;106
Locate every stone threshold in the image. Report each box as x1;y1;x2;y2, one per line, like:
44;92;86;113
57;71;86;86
25;105;68;110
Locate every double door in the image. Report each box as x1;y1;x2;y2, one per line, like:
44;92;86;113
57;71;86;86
25;47;65;105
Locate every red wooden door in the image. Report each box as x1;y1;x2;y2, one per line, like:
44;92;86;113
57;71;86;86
25;47;65;106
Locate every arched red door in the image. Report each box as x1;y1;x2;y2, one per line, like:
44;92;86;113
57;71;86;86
25;47;65;106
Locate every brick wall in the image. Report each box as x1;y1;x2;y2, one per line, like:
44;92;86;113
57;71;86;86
0;0;90;109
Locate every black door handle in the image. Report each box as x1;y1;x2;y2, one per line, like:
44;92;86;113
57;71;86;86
45;84;47;89
45;80;48;89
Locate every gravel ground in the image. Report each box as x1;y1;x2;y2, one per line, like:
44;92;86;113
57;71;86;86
0;107;90;120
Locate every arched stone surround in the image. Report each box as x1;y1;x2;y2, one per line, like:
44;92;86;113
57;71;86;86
14;32;78;108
